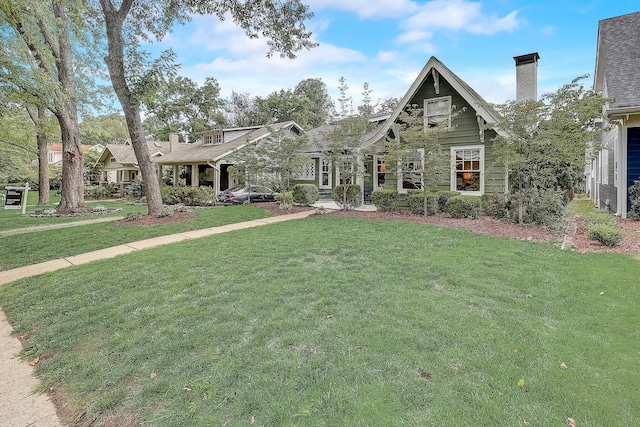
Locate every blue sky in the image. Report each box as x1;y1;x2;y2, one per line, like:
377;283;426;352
154;0;639;109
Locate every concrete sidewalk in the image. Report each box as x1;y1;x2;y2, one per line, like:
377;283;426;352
0;209;315;427
0;210;315;286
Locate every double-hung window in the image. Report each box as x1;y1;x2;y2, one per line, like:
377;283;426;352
425;96;451;128
451;146;483;194
398;149;424;192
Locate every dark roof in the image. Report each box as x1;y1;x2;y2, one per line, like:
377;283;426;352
594;12;640;110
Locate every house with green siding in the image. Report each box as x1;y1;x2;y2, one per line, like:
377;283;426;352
292;55;542;199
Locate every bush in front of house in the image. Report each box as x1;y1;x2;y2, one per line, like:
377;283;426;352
407;191;438;215
587;225;624;246
481;192;508;219
292;184;319;206
85;185;113;200
276;192;293;210
436;191;460;213
371;190;399;212
333;184;362;210
160;185;216;206
506;187;566;228
628;179;640;220
446;195;481;219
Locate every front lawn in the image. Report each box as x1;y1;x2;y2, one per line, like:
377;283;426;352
0;216;638;426
0;205;271;270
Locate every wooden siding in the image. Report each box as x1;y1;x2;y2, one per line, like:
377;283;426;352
627;127;640;211
408;72;505;193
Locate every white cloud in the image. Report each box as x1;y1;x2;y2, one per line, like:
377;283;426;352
376;50;398;63
402;0;519;37
306;0;418;18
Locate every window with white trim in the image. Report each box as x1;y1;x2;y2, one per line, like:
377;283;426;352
601;148;609;185
398;149;424;192
425;96;451;128
299;160;315;181
374;156;386;190
319;158;332;189
204;135;213;145
451;146;483;194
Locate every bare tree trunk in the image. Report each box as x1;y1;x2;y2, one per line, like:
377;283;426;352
52;0;84;213
100;0;163;215
26;106;50;205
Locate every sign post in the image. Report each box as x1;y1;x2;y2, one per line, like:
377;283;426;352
4;183;30;214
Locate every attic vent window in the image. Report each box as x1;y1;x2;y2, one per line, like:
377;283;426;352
203;131;223;146
425;96;451;128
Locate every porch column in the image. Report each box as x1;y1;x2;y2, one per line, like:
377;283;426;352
157;164;163;186
356;154;365;200
173;165;179;186
191;163;198;187
213;164;220;196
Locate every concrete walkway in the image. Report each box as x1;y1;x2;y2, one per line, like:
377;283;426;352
0;209;315;427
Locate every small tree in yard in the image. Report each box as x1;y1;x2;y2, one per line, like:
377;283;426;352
323;78;375;210
492;76;608;225
387;104;455;216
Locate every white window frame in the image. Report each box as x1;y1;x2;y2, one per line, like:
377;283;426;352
319;157;332;189
450;145;484;195
397;149;424;194
299;159;316;181
215;133;223;144
424;96;452;129
203;135;213;146
374;155;387;191
601;148;609;185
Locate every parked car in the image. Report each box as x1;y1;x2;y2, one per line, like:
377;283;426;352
216;186;278;204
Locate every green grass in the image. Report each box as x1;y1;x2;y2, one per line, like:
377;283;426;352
1;216;638;426
0;205;271;269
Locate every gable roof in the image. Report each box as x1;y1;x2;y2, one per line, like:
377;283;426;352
594;11;640;116
362;56;505;146
97;140;170;166
154;121;304;164
306;113;390;153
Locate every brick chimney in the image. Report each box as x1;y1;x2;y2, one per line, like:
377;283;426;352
513;52;540;102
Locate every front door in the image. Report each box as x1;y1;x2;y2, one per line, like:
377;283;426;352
627;127;640;212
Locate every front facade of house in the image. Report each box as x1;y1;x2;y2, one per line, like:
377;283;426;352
586;12;640;217
153;122;305;196
95;140;170;195
292;56;515;199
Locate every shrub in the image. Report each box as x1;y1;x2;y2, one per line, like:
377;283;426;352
407;191;438;215
506;188;567;228
276;192;293;210
371;190;399;212
446;195;481;219
292;184;319;205
127;177;145;201
587;225;624;246
85;185;112;200
333;184;362;210
435;191;460;213
125;212;143;221
628;179;640;220
480;193;504;218
160;186;216;206
157;207;175;218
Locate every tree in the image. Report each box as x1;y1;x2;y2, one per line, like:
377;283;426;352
144;76;225;143
79;113;129;145
1;0;92;213
95;0;316;215
254;89;312;127
223;91;261;128
294;78;333;128
0;106;38;185
492;76;608;224
324;78;374;209
388;103;455;215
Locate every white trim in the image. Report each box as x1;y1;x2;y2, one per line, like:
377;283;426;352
450;145;485;195
424;96;452;128
397;148;424;193
373;155;387;191
319;157;332;189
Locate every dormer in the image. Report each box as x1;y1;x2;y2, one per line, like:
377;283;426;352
203;130;223;146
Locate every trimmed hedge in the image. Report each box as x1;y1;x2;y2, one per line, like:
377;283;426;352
292;184;319;205
407;191;438;216
160;186;216;206
371;190;399;212
446;195;481;219
436;191;460;212
333;184;362;209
